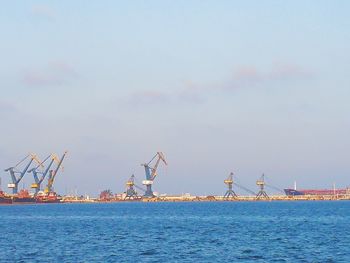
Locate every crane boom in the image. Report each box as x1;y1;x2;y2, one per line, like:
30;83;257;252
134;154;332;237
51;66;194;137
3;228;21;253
45;151;67;194
31;154;44;169
142;152;167;197
28;154;57;195
4;153;41;194
151;152;167;180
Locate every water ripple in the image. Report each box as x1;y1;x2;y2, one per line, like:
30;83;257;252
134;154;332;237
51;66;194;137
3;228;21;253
0;201;349;262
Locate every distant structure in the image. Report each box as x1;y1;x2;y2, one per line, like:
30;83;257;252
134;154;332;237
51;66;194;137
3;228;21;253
44;151;67;194
100;189;113;201
142;152;167;197
256;173;269;199
224;172;237;199
124;174;138;199
28;154;62;195
5;153;42;194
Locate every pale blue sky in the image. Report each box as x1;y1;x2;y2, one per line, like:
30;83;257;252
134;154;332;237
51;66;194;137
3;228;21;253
0;1;349;196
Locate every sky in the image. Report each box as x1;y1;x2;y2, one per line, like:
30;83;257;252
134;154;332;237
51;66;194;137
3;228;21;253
0;1;349;196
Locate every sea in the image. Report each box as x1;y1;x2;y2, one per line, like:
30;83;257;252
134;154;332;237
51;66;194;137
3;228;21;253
0;201;349;262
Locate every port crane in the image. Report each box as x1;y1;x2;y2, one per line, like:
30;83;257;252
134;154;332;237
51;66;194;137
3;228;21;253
224;172;238;199
124;174;139;199
142;152;167;197
44;151;67;194
5;153;43;194
28;154;62;195
124;174;146;199
256;173;269;199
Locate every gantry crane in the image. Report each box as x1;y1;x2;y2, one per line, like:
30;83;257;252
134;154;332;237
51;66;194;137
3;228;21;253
4;153;43;194
44;151;67;194
256;173;269;199
124;174;138;199
142;152;167;197
28;154;62;195
224;172;238;199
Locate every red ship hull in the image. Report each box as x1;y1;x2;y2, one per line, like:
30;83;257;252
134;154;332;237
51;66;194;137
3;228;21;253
285;188;349;196
12;190;36;204
0;191;12;204
36;197;61;203
0;197;12;204
35;192;62;203
13;197;36;203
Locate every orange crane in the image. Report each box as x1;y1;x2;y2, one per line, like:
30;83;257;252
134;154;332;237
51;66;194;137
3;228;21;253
28;154;60;195
224;172;237;199
256;173;269;199
44;151;67;194
124;174;138;199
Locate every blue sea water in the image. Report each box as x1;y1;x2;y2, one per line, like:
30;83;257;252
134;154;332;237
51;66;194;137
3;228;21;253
0;201;349;262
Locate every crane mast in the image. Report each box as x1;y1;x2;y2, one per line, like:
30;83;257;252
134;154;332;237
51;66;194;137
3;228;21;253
5;153;42;194
44;151;67;194
256;173;269;199
124;174;138;199
142;152;167;197
224;172;237;199
28;154;57;195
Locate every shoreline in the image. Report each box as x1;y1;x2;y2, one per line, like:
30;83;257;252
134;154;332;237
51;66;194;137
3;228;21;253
3;195;350;205
61;195;350;203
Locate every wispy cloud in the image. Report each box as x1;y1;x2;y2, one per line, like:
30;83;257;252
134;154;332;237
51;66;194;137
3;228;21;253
122;62;311;107
129;90;170;105
125;90;182;109
221;63;312;91
31;4;56;20
22;61;78;87
0;100;18;116
269;63;311;80
127;84;204;107
234;66;262;82
0;100;31;123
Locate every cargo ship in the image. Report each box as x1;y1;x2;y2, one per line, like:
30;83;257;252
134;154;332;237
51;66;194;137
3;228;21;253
284;188;350;196
12;189;36;203
35;192;62;203
0;190;12;204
